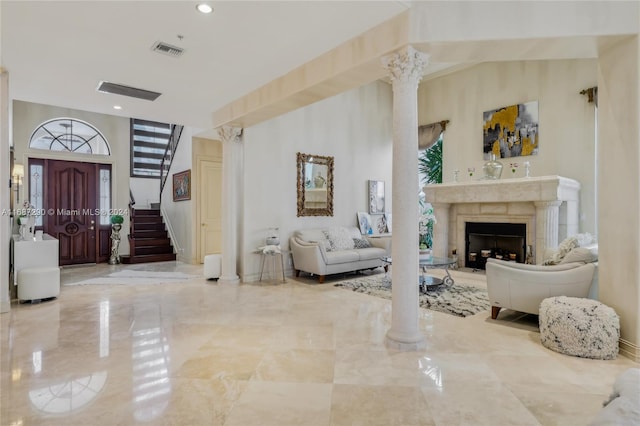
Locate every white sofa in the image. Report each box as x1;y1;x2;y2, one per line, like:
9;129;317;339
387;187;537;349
290;226;391;283
486;258;597;319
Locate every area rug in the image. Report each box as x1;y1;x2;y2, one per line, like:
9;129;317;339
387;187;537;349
334;274;490;317
65;270;200;286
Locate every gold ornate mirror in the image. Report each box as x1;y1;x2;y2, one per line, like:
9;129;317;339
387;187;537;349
297;152;334;216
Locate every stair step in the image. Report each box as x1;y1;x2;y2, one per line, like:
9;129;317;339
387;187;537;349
134;222;166;231
132;238;171;247
134;209;161;216
135;245;174;255
121;253;177;264
133;216;163;224
132;230;168;239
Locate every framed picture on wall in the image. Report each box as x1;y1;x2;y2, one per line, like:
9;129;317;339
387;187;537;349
483;100;539;159
173;169;191;201
368;180;385;214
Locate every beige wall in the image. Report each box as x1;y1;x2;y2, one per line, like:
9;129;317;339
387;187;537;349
240;80;393;281
130;178;160;208
418;59;598;235
12;100;132;255
597;35;640;360
159;127;196;264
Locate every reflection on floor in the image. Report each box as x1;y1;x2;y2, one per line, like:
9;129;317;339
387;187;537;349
1;261;636;425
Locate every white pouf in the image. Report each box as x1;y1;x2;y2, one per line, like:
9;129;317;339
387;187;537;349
204;254;222;279
539;296;619;360
17;266;60;301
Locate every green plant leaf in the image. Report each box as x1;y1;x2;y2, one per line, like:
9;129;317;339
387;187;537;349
419;137;442;185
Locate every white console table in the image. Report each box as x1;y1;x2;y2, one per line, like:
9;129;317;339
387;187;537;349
12;234;59;286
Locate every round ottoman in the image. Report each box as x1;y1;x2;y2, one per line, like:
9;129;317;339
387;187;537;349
539;296;619;360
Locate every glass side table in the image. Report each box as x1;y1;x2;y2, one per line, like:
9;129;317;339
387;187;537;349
255;247;287;283
381;256;456;292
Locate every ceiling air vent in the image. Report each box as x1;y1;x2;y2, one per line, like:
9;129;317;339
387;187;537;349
97;81;162;101
151;41;185;57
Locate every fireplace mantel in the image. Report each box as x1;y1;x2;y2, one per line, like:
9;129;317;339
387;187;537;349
424;175;581;265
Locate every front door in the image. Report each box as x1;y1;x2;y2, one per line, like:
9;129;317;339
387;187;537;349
46;160;98;265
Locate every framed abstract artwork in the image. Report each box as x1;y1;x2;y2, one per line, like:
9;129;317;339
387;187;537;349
173;169;191;201
368;180;385;214
483;101;539;159
356;211;373;235
372;214;388;234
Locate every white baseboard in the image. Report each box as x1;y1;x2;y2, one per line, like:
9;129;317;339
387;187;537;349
619;338;640;363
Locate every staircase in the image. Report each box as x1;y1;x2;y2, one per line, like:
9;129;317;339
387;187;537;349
121;208;176;264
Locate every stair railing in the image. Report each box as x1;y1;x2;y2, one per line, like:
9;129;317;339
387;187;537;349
159;124;184;201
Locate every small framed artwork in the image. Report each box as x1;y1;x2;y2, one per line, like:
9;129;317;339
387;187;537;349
173;169;191;201
372;214;388;234
368;180;385;214
356;211;373;235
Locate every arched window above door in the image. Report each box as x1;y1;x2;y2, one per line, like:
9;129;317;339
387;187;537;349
29;118;111;155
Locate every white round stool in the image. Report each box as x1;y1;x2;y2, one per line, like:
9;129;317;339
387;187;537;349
204;254;222;280
539;296;619;360
17;266;60;301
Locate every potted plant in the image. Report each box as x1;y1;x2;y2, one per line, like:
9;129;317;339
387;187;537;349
110;214;124;225
418;206;436;258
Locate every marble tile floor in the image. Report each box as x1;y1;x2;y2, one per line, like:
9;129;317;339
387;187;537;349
1;261;636;426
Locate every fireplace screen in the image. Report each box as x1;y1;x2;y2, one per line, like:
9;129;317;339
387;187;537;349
465;222;526;269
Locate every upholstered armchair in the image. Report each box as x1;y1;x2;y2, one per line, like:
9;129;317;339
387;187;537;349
486;258;596;319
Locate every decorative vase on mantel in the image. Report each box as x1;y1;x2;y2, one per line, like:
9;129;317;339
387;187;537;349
483;153;504;179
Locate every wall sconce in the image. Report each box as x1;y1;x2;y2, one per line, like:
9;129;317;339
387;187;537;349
12;163;24;198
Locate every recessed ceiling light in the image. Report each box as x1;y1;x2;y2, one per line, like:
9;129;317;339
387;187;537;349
113;105;122;110
196;3;213;14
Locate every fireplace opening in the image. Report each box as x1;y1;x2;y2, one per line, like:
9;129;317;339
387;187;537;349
465;222;526;270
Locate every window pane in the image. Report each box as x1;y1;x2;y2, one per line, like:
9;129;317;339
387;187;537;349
29;118;110;155
99;169;111;225
29;164;44;227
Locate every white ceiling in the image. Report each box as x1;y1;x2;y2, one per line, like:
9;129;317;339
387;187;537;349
1;1;409;132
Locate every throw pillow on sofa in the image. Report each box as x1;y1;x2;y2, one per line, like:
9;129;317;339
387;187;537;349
560;247;598;264
353;238;371;249
544;233;597;265
323;227;355;251
543;236;578;265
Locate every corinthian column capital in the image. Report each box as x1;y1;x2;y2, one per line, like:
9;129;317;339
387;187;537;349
381;46;429;86
217;125;242;144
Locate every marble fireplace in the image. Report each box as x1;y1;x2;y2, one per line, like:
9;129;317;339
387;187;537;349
423;176;581;265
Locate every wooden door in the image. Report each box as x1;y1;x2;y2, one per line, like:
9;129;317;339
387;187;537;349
46;160;98;265
199;159;222;262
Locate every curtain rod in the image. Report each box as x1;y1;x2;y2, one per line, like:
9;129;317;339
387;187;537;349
580;87;598;104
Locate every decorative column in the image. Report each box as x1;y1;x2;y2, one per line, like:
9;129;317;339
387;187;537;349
382;46;429;350
431;202;450;259
0;70;10;313
217;125;242;284
534;200;562;264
